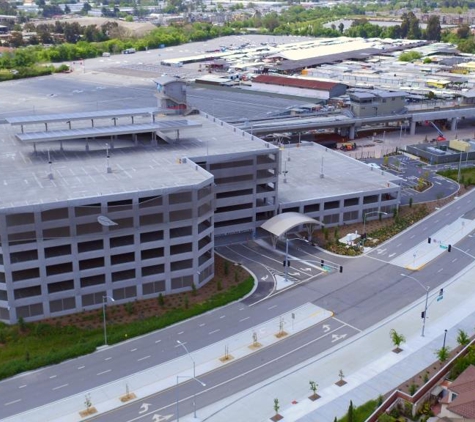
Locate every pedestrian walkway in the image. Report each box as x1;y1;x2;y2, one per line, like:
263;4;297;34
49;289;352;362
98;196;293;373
191;261;475;422
2;304;332;422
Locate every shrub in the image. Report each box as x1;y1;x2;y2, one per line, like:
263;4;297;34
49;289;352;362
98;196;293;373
409;382;418;395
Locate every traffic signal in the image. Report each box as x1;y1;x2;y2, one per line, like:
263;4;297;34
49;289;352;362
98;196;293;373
448;245;452;252
283;260;291;267
339;266;343;273
321;259;324;267
428;238;431;244
439;288;444;296
421;311;425;319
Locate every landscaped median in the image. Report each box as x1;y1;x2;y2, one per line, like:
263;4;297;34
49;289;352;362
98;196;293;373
0;256;253;381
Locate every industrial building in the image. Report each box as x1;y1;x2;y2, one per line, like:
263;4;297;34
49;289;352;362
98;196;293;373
0;79;401;323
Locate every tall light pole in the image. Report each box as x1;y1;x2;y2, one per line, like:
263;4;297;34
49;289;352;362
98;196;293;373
176;375;206;422
363;211;388;238
443;329;448;349
401;274;429;337
102;295;115;346
177;340;202;419
177;340;195;378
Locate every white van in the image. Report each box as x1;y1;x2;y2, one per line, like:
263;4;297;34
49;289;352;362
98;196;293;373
102;52;111;57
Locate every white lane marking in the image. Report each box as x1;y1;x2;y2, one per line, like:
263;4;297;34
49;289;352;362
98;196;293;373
220;315;225;319
52;384;68;391
240;317;250;322
18;385;27;389
78;366;85;370
466;249;471;253
209;329;220;335
131;348;137;352
457;206;461;210
105;357;112;361
438;268;443;273
452;258;458;263
155;340;161;344
239;307;245;311
410;235;415;239
435;219;439;223
268;305;277;310
388;253;396;258
137;355;151;362
49;375;57;379
422;227;427;231
4;399;21;406
396;243;402;247
97;369;111;376
199;323;205;327
332;317;362;333
178;331;184;335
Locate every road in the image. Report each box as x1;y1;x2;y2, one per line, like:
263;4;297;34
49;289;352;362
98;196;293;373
2;189;475;421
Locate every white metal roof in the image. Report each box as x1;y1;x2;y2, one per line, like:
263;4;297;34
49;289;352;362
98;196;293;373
261;212;323;237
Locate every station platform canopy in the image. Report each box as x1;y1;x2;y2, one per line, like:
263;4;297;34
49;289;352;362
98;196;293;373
16;120;202;143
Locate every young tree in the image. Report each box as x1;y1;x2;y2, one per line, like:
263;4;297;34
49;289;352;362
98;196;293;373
309;380;318;398
436;346;450;363
390;329;406;351
348;400;354;422
273;398;280;415
457;329;470;346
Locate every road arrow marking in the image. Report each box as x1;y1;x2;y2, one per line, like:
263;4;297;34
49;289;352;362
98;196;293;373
139;403;151;414
152;414;173;422
323;324;330;333
300;267;312;271
377;249;387;255
331;334;347;343
261;274;269;281
388;253;396;258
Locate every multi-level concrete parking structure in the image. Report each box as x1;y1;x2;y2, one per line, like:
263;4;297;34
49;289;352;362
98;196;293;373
0;80;401;323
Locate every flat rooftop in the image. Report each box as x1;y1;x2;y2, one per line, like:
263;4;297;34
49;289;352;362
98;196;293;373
0;113;277;210
277;143;401;204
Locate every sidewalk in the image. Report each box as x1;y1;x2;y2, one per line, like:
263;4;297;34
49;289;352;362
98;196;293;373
192;261;475;422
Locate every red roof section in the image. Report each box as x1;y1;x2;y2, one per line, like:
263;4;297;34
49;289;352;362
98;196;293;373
253;75;339;91
447;365;475;419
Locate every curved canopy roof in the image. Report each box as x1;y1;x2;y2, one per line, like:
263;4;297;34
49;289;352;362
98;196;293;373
260;212;323;237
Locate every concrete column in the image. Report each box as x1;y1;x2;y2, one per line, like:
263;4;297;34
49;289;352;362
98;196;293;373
451;118;457;131
133;133;138;146
349;125;356;140
410;120;416;135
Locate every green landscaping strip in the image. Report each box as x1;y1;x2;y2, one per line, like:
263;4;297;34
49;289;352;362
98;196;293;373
0;277;254;381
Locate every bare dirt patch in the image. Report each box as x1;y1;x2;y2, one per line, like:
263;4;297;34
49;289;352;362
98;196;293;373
33;17;156;37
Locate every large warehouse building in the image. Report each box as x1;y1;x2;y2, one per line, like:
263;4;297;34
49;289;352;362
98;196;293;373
0;81;401;323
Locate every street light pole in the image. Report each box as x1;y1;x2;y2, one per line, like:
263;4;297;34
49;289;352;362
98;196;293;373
102;295;115;346
284;237;289;283
443;329;448;349
176;375;206;422
177;340;198;418
401;274;429;337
